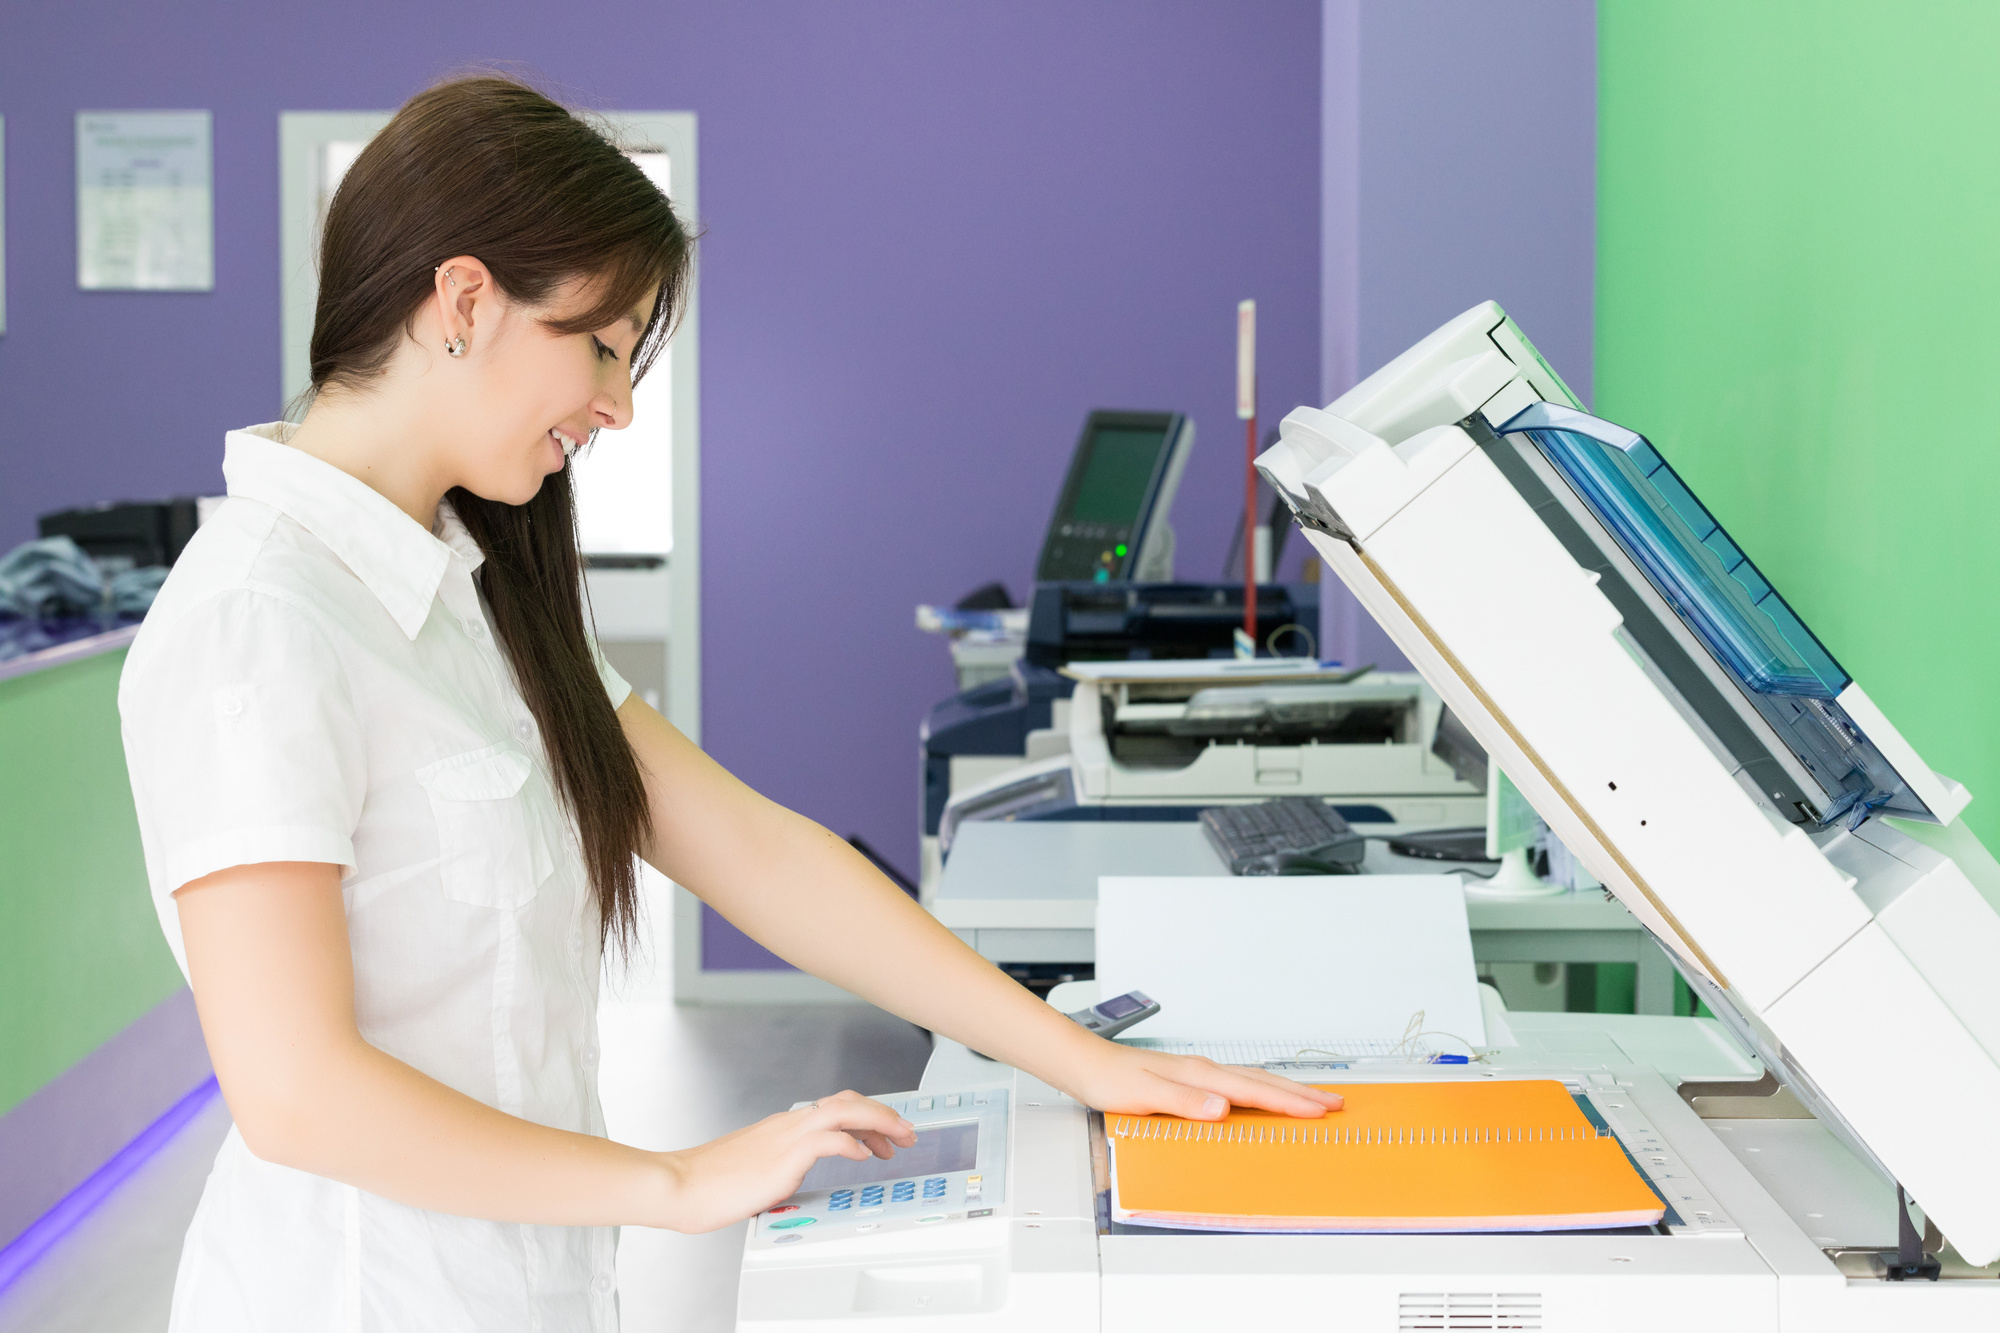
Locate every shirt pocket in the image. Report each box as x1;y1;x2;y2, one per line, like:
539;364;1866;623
415;744;555;909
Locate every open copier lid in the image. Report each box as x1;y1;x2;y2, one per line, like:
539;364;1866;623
1256;301;2000;1266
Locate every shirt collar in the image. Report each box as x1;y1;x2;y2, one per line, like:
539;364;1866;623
433;503;486;573
222;423;479;639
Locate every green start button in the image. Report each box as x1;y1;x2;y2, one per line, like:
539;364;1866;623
770;1216;817;1230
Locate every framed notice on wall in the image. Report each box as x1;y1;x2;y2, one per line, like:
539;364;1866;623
76;111;213;291
1;115;9;333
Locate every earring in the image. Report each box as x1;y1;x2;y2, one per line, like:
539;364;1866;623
446;337;466;357
434;264;457;287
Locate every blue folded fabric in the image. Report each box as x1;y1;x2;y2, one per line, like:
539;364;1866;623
109;565;171;619
0;619;63;662
0;536;106;620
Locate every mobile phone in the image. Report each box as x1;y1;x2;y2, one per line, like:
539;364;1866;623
1065;989;1159;1039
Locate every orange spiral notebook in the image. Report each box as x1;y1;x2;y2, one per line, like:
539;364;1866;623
1107;1080;1666;1233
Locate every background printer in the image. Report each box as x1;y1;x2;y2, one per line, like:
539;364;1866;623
915;405;1335;898
917;580;1326;898
934;657;1484;864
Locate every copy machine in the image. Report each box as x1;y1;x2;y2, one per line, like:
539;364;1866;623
740;304;2000;1329
917;580;1328;901
923;579;1484;892
935;658;1484;855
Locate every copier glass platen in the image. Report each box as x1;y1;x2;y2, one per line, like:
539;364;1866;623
739;305;2000;1332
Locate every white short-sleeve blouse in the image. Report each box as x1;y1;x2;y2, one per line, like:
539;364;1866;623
119;423;631;1332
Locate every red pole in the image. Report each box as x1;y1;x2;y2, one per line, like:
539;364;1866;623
1237;300;1258;652
1244;413;1258;644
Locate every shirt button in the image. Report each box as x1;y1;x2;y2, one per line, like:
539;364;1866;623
581;1045;599;1068
463;619;486;639
594;1274;613;1296
514;717;534;742
570;931;584;956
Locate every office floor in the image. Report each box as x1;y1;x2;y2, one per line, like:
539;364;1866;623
0;885;934;1333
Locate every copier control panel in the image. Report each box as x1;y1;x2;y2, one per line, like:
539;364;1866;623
746;1087;1010;1252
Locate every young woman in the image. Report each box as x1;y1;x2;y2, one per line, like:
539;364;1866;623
119;76;1339;1330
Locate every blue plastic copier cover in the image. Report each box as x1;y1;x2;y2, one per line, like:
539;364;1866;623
1496;402;1931;829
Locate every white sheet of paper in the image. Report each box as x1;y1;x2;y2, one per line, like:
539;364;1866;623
1095;875;1485;1046
76;111;213;291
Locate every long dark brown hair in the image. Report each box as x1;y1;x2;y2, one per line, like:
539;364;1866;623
311;75;691;951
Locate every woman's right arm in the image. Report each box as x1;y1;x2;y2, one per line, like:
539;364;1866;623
177;860;914;1230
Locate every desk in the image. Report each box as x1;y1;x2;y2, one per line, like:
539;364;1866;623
932;821;1679;1015
0;623;209;1252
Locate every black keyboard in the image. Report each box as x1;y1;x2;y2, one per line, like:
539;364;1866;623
1199;797;1366;876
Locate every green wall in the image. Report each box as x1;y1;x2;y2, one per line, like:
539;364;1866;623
0;648;185;1116
1596;1;2000;847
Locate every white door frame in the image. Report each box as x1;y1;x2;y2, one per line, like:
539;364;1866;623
278;112;394;411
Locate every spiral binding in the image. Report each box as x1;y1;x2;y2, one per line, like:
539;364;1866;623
1106;1116;1606;1145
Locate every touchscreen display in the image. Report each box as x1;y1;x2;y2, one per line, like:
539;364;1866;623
1068;427;1167;524
796;1120;980;1193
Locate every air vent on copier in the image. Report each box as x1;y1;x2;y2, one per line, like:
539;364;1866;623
1397;1291;1544;1330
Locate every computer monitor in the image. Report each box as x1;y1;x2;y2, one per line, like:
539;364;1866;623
1428;704;1488;790
1391;756;1561;895
1484;764;1539;862
1409;702;1563;896
1475;763;1562;896
1035;411;1193;584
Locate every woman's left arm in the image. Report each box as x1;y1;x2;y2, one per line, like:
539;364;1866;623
617;696;1339;1120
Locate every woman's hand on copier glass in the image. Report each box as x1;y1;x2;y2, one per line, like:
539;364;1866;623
1055;1046;1344;1121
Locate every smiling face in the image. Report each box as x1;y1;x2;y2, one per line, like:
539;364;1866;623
439;272;659;508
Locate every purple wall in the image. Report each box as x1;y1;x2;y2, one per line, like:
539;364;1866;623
0;2;1323;970
1332;0;1599;400
1317;0;1598;672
